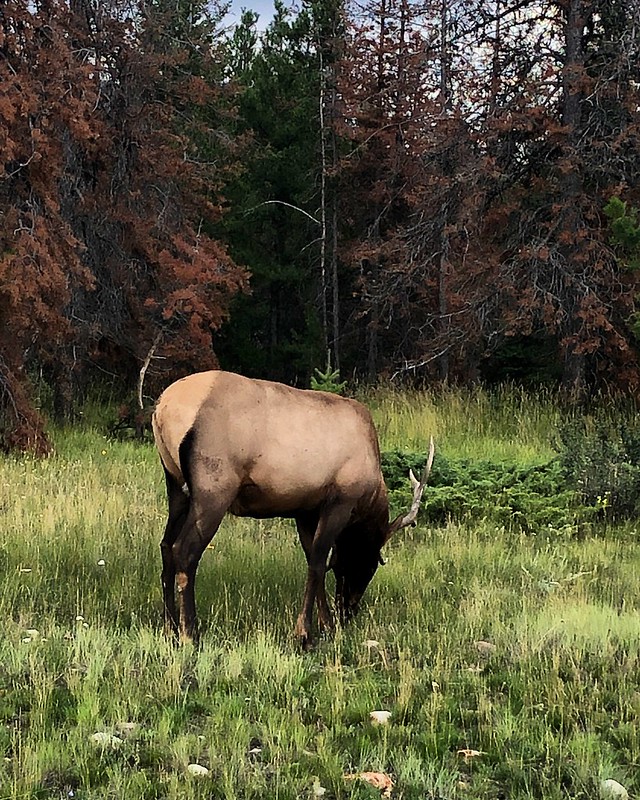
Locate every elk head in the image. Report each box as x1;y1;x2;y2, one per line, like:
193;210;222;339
332;437;435;622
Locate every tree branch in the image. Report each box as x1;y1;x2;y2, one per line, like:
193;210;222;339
245;200;320;226
138;332;163;410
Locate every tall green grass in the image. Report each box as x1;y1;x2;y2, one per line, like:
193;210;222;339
365;385;563;461
0;386;639;799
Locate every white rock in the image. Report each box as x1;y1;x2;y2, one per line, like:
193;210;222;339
187;763;209;777
600;779;628;800
369;710;392;725
312;777;327;797
474;640;497;656
90;732;123;749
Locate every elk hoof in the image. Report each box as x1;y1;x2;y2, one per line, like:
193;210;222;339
294;617;314;651
318;613;335;634
164;625;179;644
300;634;315;651
179;628;199;648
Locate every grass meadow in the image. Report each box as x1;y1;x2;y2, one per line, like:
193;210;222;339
1;387;640;799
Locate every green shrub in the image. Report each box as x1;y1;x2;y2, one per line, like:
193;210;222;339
382;450;584;533
604;195;640;271
556;416;640;521
384;411;640;531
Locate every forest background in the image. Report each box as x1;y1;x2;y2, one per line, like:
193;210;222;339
2;0;640;453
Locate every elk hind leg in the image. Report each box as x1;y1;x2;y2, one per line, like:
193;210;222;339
160;470;190;638
172;489;232;645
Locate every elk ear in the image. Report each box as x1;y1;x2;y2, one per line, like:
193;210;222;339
378;553;386;566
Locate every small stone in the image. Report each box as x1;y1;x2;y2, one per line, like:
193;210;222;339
312;777;327;797
474;640;497;657
90;732;123;749
116;722;137;736
600;779;628;800
187;763;209;777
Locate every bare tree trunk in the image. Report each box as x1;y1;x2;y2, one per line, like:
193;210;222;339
138;332;162;410
331;184;340;371
560;0;587;399
318;47;330;362
438;229;450;382
362;0;386;383
437;0;450;382
562;341;586;401
366;310;379;382
315;1;344;372
328;38;341;371
489;0;501;117
439;0;449;110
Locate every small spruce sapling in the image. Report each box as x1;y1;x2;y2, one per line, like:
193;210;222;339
310;365;347;395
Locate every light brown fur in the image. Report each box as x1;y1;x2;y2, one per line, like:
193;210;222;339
153;371;384;515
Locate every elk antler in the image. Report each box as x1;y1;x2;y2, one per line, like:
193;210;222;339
388;436;435;533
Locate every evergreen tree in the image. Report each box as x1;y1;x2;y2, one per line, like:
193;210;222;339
217;1;331;383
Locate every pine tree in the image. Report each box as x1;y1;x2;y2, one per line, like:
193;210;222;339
217;1;332;382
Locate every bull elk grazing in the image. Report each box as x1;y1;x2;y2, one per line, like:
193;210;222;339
152;370;434;648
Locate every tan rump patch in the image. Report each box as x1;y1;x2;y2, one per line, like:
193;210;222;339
152;372;219;482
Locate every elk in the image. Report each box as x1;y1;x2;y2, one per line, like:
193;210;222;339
152;370;434;648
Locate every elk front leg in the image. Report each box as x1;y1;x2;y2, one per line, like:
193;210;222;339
295;512;333;636
295;502;353;649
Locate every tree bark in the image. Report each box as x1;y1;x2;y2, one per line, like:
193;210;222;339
559;0;587;398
